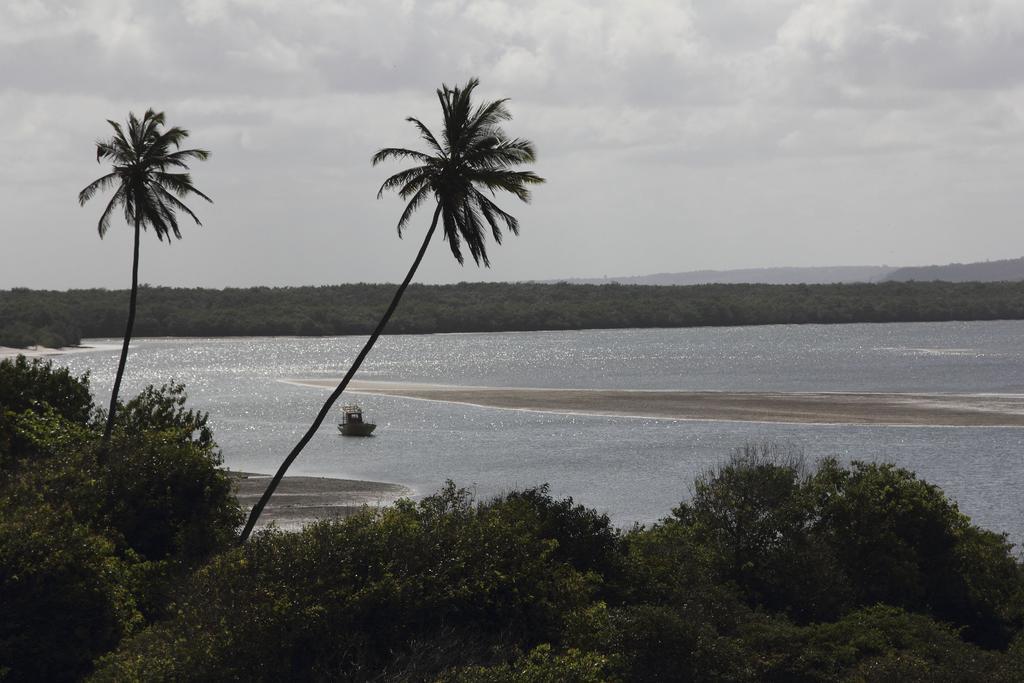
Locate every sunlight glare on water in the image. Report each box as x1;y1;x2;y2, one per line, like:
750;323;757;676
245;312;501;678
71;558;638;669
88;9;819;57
57;320;1024;545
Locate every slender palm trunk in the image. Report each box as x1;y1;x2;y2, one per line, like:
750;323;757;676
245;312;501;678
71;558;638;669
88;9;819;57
100;217;141;456
239;205;444;543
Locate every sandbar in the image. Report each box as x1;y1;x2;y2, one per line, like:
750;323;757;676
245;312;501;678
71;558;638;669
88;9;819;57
283;379;1024;427
230;471;411;529
0;344;111;359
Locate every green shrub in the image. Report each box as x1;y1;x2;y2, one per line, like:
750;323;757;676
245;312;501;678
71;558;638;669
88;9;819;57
1;378;240;679
480;486;625;595
102;383;239;563
808;459;1024;647
0;356;93;464
740;605;1004;682
438;644;612;683
0;355;93;424
0;505;141;682
670;447;1024;646
96;484;597;681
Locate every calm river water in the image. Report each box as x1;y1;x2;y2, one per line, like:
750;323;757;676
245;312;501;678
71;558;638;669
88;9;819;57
57;320;1024;544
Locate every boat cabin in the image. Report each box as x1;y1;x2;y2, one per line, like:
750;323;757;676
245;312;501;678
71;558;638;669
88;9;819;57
341;405;365;425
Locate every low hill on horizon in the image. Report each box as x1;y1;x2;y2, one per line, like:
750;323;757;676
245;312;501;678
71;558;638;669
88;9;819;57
559;256;1024;286
883;256;1024;283
560;265;892;286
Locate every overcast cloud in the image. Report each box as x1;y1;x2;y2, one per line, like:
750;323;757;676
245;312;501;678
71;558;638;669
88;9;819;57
2;0;1023;288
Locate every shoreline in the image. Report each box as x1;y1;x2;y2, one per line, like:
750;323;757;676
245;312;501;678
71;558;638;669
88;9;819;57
229;471;411;529
283;379;1024;427
0;344;111;359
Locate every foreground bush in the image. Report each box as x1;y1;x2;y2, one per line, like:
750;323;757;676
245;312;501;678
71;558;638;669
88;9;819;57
0;357;240;680
96;455;1024;681
674;444;1024;647
95;484;598;681
0;506;139;682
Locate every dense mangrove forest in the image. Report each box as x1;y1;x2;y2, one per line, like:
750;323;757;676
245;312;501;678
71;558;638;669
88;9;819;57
4;279;1024;348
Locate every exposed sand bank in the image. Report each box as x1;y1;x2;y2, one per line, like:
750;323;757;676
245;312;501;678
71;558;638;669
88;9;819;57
0;344;113;359
1;345;73;358
283;379;1024;427
230;471;411;529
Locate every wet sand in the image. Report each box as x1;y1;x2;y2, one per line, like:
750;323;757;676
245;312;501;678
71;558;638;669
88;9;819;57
284;379;1024;427
0;344;110;359
1;345;74;358
230;471;411;529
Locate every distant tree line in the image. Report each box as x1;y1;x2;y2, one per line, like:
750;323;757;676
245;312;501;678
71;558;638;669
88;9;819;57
4;279;1024;348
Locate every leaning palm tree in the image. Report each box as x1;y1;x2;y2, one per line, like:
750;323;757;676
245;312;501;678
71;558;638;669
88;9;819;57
240;78;544;541
79;109;211;452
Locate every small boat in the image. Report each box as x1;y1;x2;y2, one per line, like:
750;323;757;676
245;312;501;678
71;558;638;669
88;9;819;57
338;404;376;436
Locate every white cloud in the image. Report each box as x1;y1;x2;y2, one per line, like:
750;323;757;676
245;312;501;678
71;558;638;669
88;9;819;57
3;0;1024;288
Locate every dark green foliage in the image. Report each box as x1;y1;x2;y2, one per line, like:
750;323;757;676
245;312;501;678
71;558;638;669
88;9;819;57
114;381;213;449
0;361;239;680
0;356;94;467
95;456;1024;681
739;605;1006;681
0;289;81;348
674;448;1024;647
0;355;93;423
102;410;238;563
0;506;140;683
96;484;594;681
98;383;232;561
600;603;745;681
484;486;624;588
677;443;831;620
807;459;1024;647
438;644;612;683
5;279;1024;347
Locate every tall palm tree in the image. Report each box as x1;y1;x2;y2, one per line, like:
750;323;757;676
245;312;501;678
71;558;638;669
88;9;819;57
78;109;211;452
240;78;544;542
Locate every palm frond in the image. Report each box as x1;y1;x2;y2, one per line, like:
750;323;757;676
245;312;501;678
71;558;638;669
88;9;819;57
440;203;465;265
372;147;432;166
164;147;211;163
143;187;179;241
406;117;445;155
127;111;142;149
396;184;433;235
156;125;190;150
78;172;119;205
463;99;511;148
466;138;537;168
96;185;126;238
376;165;429;199
396;175;430;200
468;169;544;201
473;189;520;237
105;119;128;145
154;172;213;203
156;186;203;227
458;200;490;267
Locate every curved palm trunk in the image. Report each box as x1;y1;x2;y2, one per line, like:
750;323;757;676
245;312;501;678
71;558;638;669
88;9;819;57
239;204;443;543
100;216;141;456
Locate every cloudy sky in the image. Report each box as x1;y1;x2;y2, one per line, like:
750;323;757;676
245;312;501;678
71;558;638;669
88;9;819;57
3;0;1023;289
